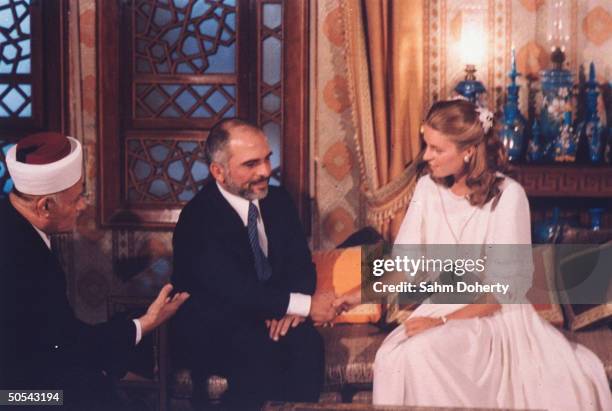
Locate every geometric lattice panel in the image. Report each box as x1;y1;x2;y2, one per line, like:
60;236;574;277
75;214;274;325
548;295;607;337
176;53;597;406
133;0;237;74
126;138;209;203
0;0;33;119
259;1;283;185
0;0;31;75
135;83;236;119
0;141;15;197
0;83;31;117
259;2;282;186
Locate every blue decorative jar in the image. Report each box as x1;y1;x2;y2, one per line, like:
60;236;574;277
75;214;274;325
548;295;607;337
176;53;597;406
553;112;578;162
500;50;526;162
539;48;574;161
577;63;606;163
588;208;604;231
527;119;544;162
533;207;561;243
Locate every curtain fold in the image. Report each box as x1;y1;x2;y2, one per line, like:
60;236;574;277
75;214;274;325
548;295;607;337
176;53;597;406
343;0;424;241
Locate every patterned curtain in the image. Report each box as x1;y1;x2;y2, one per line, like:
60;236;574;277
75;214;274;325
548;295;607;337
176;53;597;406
342;0;424;241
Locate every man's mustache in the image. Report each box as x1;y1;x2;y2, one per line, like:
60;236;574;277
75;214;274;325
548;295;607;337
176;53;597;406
249;176;270;186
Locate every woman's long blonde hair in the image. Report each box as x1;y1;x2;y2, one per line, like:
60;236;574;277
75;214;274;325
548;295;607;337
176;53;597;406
423;99;508;207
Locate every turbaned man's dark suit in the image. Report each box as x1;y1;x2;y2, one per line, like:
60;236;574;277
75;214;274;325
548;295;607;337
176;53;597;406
0;199;136;410
171;181;324;406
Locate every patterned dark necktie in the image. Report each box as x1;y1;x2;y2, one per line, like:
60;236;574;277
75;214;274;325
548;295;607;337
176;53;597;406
248;202;272;281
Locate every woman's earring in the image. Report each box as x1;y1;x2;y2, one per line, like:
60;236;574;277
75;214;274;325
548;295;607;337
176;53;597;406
464;155;470;163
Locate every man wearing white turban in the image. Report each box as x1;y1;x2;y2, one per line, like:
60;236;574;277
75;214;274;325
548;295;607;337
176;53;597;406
0;132;190;410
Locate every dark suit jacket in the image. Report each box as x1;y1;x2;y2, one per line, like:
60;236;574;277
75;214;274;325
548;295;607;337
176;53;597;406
171;181;316;367
0;199;136;406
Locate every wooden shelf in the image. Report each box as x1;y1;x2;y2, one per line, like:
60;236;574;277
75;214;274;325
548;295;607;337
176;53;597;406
512;165;612;198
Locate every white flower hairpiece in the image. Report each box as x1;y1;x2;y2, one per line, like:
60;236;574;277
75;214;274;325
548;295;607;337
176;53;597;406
475;106;494;134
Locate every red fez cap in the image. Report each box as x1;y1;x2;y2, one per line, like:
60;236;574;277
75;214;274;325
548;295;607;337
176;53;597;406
16;132;72;165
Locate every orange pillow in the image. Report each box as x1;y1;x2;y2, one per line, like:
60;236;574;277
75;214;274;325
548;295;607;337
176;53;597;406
312;247;382;323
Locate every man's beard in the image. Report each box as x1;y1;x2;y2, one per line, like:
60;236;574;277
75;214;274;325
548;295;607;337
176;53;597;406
225;173;269;201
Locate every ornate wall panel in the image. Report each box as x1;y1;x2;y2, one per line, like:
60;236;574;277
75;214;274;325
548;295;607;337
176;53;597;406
574;1;612;83
310;0;364;249
424;0;511;112
516;166;612;197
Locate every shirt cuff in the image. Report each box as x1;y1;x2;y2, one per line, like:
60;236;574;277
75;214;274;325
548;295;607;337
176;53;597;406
132;319;142;345
286;293;311;317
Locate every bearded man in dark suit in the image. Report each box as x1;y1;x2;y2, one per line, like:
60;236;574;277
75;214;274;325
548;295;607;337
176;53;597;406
172;119;336;409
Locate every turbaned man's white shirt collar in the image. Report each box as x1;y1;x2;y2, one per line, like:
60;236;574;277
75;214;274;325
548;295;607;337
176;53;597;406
33;224;51;249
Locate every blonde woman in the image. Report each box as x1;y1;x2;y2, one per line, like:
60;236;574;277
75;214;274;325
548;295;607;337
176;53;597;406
339;100;611;410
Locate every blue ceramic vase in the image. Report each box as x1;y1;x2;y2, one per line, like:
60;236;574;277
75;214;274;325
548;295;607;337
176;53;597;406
588;208;604;231
500;50;526;162
553;112;578;162
539;48;574;161
577;63;606;163
533;207;561;243
527;120;545;162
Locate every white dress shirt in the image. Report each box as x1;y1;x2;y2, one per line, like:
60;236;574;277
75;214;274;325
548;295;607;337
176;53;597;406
32;224;142;345
216;182;312;317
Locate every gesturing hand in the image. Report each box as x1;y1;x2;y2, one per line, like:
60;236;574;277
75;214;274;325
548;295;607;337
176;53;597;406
265;315;305;341
138;284;190;336
403;316;443;337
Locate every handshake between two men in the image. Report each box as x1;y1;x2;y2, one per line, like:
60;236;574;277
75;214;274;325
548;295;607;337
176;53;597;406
265;288;362;341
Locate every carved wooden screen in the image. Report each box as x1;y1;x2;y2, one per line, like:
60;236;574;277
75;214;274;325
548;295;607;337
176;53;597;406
0;0;41;130
0;0;66;197
257;0;281;185
123;0;246;207
99;0;309;228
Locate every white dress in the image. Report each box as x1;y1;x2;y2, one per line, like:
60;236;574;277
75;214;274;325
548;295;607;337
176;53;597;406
373;174;612;410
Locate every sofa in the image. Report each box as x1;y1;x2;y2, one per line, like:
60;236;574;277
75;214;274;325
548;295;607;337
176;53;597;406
168;324;611;408
165;233;612;410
